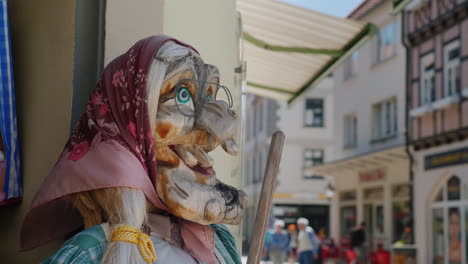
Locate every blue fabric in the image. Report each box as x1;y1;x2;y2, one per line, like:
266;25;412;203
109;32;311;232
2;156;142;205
265;230;289;253
307;229;319;255
211;224;242;264
41;225;107;264
0;0;21;202
298;250;315;264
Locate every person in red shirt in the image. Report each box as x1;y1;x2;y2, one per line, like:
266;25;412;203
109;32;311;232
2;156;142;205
370;244;390;264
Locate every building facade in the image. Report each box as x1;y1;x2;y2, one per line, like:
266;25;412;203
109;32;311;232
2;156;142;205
404;0;468;263
312;0;411;252
272;77;335;234
241;94;279;252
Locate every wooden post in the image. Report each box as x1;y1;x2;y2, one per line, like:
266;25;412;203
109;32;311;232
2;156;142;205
246;131;285;264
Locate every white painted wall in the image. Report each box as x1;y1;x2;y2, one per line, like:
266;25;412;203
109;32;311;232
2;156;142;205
328;0;409;246
275;77;334;201
332;1;406;161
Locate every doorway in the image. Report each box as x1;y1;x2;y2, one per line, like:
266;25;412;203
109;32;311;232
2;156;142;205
363;187;385;250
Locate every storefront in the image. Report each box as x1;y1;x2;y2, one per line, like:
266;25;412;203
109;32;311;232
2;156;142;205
412;140;468;264
272;203;330;235
312;146;410;251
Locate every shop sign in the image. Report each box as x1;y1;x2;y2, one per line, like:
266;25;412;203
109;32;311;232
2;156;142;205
359;168;385;182
424;147;468;170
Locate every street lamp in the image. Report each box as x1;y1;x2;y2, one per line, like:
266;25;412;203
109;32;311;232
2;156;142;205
325;183;335;199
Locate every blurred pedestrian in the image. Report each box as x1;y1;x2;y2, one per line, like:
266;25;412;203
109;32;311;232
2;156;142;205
350;222;367;264
297;218;319;264
322;238;339;264
287;224;298;263
369;244;390;264
265;220;289;264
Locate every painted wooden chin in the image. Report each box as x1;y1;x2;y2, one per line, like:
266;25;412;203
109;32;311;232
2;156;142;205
156;160;247;225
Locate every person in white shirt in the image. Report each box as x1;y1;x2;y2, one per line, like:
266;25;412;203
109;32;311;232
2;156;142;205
297;218;319;264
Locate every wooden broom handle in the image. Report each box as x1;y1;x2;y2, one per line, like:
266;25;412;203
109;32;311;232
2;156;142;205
246;131;285;264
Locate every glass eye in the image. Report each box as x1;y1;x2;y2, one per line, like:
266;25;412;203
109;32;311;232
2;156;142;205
176;87;191;104
206;94;212;101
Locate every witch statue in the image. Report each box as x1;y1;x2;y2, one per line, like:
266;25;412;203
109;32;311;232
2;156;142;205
20;35;247;264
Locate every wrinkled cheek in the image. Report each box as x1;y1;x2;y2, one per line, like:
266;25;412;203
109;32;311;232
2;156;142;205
154;117;194;143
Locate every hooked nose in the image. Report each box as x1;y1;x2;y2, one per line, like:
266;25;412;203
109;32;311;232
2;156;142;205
195;100;239;155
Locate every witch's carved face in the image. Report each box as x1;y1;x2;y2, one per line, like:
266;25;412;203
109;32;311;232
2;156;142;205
153;60;247;225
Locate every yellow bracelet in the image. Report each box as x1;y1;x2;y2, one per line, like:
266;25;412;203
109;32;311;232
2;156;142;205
111;225;157;263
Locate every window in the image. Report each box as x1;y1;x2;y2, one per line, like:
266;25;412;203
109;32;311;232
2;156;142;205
340;206;357;237
392;185;411;243
303;149;324;179
344;115;357;148
420;53;435;105
304;98;324;127
344;50;358;79
372;98;397;140
377;21;398;62
431;175;468;264
444;40;460;97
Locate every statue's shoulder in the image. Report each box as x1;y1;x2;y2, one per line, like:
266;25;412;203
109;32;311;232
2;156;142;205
41;224;108;264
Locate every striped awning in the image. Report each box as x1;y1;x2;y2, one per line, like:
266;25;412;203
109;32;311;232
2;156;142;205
237;0;377;103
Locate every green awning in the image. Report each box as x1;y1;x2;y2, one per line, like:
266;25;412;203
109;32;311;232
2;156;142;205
237;0;377;104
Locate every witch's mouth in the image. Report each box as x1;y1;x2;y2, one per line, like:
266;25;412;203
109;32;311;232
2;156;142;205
169;145;215;177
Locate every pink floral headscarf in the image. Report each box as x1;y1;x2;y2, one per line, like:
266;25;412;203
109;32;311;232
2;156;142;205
21;35;217;263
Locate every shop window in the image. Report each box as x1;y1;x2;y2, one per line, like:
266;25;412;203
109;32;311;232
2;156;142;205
372;98;397;140
340;191;357;202
443;40;460;97
431;175;468;264
364;187;384;200
303;149;324;179
376;21;398;63
448;207;462;263
340;206;357;237
304;98;324;127
344;115;357;148
432;208;444;264
392;185;411;244
420;53;435;106
447;175;461;201
344;50;358;80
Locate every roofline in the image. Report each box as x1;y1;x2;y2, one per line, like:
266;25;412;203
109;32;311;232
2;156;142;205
347;0;388;20
346;0;369;19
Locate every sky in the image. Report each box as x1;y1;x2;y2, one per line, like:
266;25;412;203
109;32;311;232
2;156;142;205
278;0;364;18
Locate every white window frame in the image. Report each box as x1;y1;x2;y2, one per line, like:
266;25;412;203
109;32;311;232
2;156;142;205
344;50;359;80
443;39;461;98
303;149;324;179
372;98;398;140
304;98;324;127
420;52;435;106
376;21;398;63
344;114;357;148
